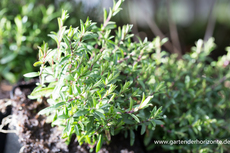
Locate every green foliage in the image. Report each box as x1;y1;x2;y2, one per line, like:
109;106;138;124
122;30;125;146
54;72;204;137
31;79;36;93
147;38;230;152
0;0;61;83
26;1;163;152
0;0;88;83
25;1;230;152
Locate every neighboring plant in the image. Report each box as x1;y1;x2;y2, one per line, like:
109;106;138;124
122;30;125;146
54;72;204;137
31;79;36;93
0;0;61;83
145;38;230;152
25;0;164;152
0;0;90;83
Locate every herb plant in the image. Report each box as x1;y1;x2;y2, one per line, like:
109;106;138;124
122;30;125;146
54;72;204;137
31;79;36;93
146;38;230;152
25;0;164;152
24;0;230;152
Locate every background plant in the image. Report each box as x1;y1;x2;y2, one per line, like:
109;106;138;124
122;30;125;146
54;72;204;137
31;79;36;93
25;0;164;152
144;38;230;152
0;0;58;83
0;0;93;84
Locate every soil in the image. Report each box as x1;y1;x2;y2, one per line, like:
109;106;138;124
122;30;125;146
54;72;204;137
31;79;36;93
0;80;149;153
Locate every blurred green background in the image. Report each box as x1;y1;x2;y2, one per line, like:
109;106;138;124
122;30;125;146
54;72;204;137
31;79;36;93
0;0;230;83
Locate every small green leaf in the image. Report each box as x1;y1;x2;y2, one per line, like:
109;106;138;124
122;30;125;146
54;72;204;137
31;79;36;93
82;32;98;41
130;129;135;146
154;106;162;117
105;21;116;30
153;119;164;125
155;82;165;92
58;114;69;119
92;97;97;107
95;109;105;119
24;72;39;78
97;91;102;100
75;86;81;95
96;134;103;152
63;34;71;49
77;122;84;132
30;87;54;97
129;97;133;111
185;75;190;88
93;79;103;88
141;93;145;103
141;124;146;135
66;119;71;136
103;8;107;23
108;93;116;103
48;33;59;45
161;38;168;45
129;114;140;123
138;79;145;90
73;110;89;117
33;61;43;67
108;84;117;94
53;112;57;122
38;102;65;115
110;126;114;136
74;125;79;135
80;19;85;32
65;74;74;81
59;54;71;65
139;96;153;109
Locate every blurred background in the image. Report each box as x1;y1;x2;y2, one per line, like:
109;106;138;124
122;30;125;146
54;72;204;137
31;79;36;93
1;0;230;83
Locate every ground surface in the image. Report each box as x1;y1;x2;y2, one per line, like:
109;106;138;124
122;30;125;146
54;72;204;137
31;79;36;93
0;80;149;153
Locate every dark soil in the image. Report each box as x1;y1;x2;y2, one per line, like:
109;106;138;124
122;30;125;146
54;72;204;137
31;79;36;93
0;80;149;153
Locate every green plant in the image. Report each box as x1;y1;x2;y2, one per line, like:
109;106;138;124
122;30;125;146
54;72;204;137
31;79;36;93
25;0;164;152
24;1;230;152
0;0;60;83
145;38;230;152
0;0;87;84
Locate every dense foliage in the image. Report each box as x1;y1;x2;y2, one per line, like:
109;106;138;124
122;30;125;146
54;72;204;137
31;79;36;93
0;0;89;83
0;0;61;83
24;0;230;153
147;39;230;152
25;0;164;152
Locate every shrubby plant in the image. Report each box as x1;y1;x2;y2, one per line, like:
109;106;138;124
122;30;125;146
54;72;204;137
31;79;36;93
25;0;164;152
25;0;230;152
148;38;230;152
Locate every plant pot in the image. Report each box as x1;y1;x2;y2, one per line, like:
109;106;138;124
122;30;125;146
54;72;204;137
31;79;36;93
4;132;22;153
0;105;11;153
0;81;13;153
